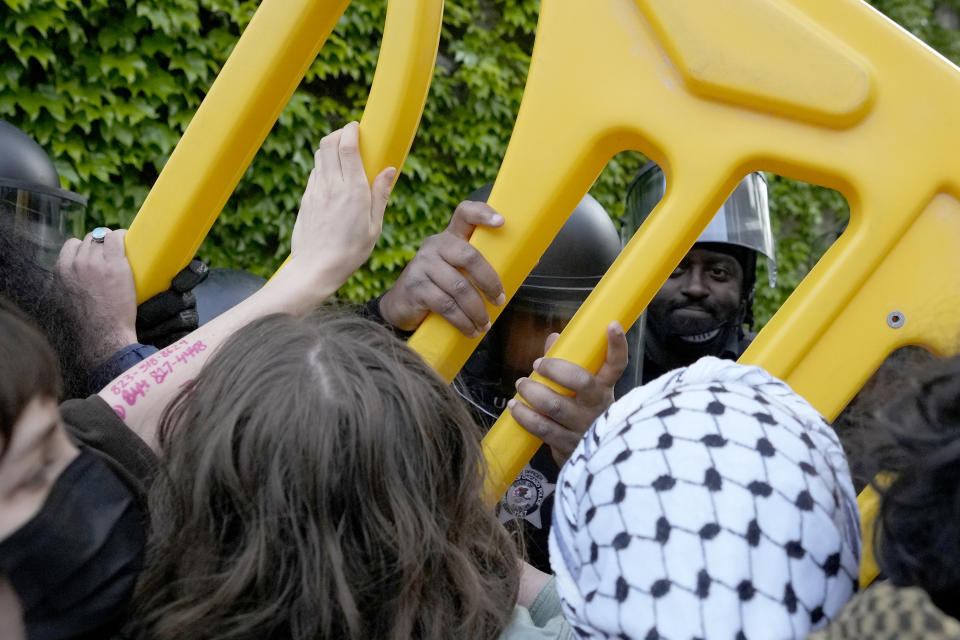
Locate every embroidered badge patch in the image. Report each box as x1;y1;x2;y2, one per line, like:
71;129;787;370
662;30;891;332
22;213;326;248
498;465;556;529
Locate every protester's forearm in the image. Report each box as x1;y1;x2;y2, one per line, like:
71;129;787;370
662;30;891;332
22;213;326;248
88;343;160;395
99;121;390;451
97;261;341;451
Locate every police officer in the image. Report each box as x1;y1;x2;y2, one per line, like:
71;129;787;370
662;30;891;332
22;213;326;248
370;184;639;570
374;164;774;449
459;186;644;570
504;163;775;459
624;161;776;381
448;184;640;420
373;164;774;511
372;186;639;454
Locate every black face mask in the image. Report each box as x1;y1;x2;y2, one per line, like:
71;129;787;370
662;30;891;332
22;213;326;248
0;449;145;640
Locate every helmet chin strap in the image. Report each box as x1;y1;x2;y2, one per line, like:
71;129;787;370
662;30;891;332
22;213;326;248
453;375;512;422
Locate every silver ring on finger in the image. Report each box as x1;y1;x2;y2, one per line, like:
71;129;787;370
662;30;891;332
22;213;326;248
91;227;109;243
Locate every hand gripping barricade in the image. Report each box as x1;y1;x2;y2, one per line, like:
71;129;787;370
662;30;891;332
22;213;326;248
121;0;960;588
400;0;960;587
122;0;444;302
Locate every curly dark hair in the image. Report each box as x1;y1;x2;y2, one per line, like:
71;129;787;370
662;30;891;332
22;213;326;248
867;354;960;618
0;229;91;399
130;311;520;640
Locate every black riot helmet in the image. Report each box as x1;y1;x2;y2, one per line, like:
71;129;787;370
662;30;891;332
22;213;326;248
458;183;643;421
194;267;266;325
0;121;87;268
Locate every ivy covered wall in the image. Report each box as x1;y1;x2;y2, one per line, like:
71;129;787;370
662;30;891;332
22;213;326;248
1;0;958;322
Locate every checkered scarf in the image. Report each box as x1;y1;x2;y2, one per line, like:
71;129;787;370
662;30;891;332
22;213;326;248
549;357;860;639
808;582;960;640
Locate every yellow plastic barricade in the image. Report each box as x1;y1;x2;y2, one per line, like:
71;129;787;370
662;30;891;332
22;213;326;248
405;0;960;568
125;0;444;302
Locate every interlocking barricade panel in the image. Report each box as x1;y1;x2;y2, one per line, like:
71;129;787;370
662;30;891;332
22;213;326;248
405;0;960;521
125;0;444;301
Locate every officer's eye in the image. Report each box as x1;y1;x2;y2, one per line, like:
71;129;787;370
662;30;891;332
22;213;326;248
709;266;731;280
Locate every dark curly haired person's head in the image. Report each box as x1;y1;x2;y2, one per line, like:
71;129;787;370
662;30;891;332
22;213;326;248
869;354;960;619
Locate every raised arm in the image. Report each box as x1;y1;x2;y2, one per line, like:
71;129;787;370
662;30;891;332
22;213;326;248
97;122;394;450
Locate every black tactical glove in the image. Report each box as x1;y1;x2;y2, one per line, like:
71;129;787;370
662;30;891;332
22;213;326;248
135;259;209;348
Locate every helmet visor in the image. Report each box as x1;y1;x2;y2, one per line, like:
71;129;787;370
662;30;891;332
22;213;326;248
462;283;644;419
458;295;583;420
624;164;776;286
485;290;590;392
0;181;87;269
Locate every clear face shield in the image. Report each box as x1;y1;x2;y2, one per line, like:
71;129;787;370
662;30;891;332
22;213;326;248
459;273;645;421
624;163;777;287
0;179;87;270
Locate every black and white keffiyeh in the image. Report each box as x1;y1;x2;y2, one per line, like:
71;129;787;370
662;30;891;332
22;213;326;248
549;357;860;640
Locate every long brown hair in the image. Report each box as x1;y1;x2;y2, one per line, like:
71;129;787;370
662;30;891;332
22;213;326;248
131;311;519;640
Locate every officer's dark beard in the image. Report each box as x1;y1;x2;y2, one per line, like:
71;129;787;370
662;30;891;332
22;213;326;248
645;298;748;369
652;318;741;363
0;230;92;398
